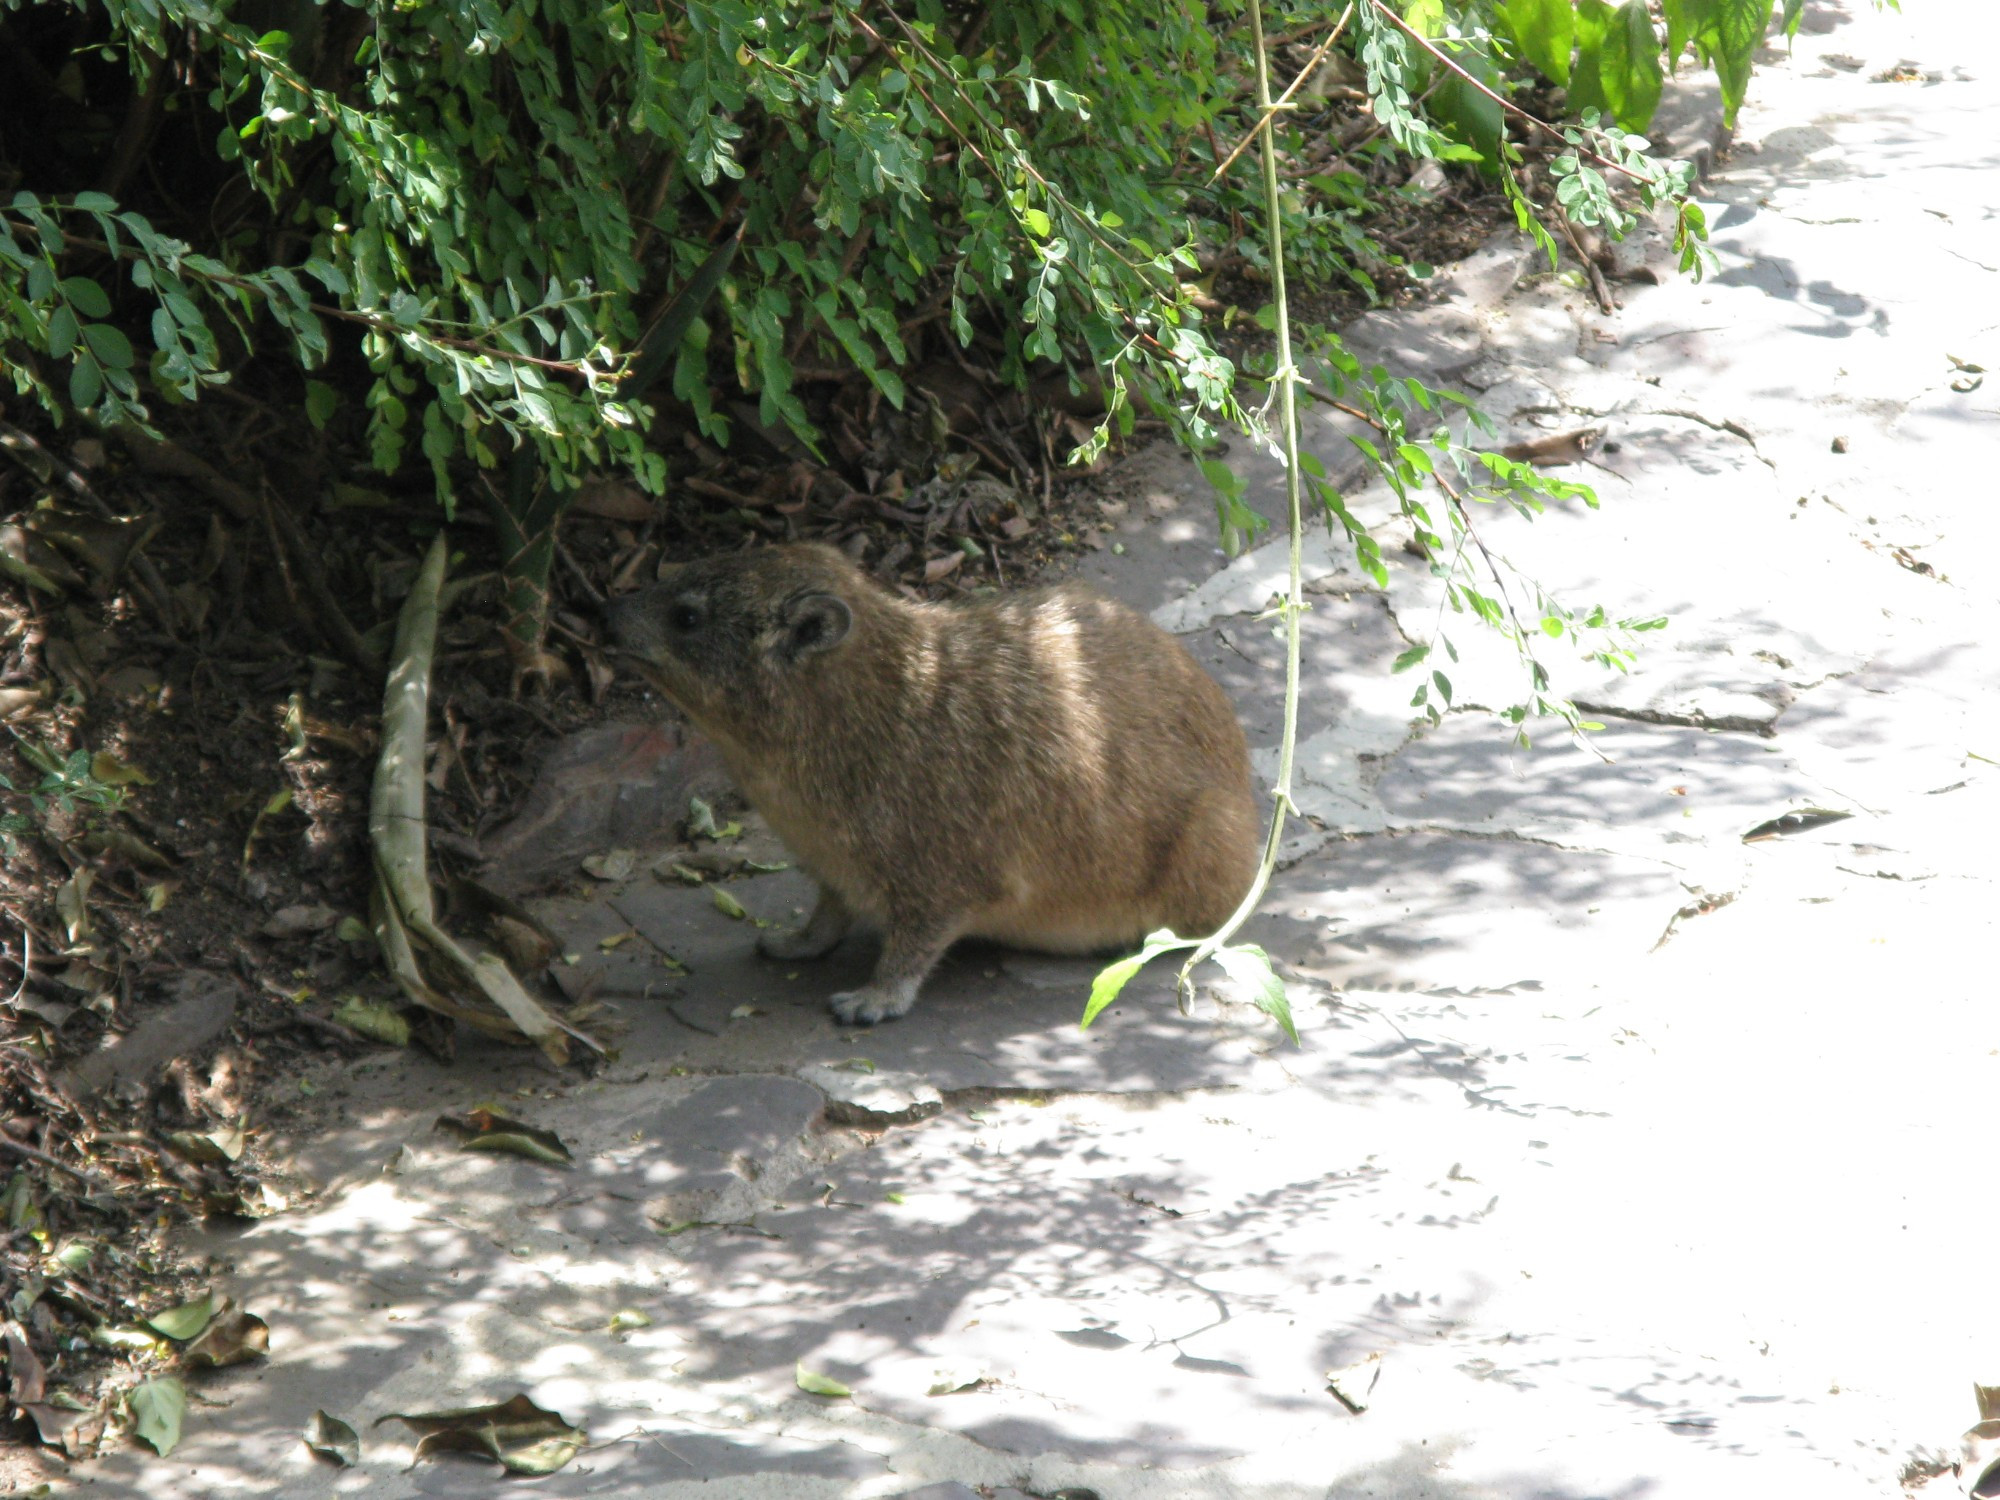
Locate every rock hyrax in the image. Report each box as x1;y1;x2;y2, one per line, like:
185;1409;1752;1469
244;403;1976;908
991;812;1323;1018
605;543;1257;1025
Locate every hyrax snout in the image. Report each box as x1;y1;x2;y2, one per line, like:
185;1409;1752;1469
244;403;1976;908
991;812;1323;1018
604;543;1258;1026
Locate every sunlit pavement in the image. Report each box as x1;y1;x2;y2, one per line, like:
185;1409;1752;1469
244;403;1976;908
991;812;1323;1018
101;5;1998;1497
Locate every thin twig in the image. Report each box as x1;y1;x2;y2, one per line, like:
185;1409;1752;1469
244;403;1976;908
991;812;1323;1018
1556;212;1616;314
1209;4;1355;185
0;1134;97;1185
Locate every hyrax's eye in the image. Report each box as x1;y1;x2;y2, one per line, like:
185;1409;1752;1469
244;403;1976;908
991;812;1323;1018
667;601;702;633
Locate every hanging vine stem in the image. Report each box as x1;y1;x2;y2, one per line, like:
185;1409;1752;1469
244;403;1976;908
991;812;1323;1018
1169;0;1304;1018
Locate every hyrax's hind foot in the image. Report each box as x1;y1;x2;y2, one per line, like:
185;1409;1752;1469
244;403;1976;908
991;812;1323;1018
826;920;955;1026
755;887;851;961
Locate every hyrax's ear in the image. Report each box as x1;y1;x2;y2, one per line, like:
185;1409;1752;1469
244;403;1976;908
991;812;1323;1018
778;592;852;662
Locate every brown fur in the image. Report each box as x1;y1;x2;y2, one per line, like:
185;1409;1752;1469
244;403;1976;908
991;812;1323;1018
604;543;1258;1024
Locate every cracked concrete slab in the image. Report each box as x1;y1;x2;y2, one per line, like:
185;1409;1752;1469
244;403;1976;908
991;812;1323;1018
105;6;2000;1497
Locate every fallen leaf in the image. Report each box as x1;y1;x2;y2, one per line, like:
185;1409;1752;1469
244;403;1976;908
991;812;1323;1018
608;1309;652;1336
923;551;963;583
379;1393;585;1476
686;795;721;839
436;1109;574;1168
711;888;748;920
89;1326;163;1354
1325;1351;1382;1414
598;931;635;952
54;870;91;943
164;1121;246;1164
728;1004;761;1021
660;862;707;885
145;1293;219;1342
143;881;174;912
332;997;411;1048
47;1238;97;1275
128;1377;186;1455
303;1409;360;1467
260;903;341;938
795;1362;852;1398
581;848;637;881
182;1307;269;1368
927;1363;985;1396
334;916;371;942
88;750;151;786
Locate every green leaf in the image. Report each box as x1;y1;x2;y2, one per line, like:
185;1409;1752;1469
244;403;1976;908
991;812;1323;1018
305;380;338;430
333;996;411;1047
62;276;112;318
1700;0;1767;124
1082;929;1197;1029
1598;1;1666;130
46;304;78;358
130;1377;187;1456
68;356;102;410
1210;943;1297;1044
1566;0;1617;118
1501;0;1576;85
795;1362;852;1398
1391;643;1430;673
147;1292;219;1341
1662;0;1712;66
1021;208;1052;239
83;323;134;370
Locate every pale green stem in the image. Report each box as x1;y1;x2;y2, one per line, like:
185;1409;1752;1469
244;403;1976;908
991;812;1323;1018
1176;0;1305;1003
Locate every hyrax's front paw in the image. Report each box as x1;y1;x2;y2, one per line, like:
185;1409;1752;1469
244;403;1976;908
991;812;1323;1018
828;984;919;1027
758;923;843;961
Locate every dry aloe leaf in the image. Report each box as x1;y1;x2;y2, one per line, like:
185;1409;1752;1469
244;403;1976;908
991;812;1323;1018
794;1362;851;1398
436;1108;574;1168
182;1307;269;1368
368;534;599;1066
332;996;411;1048
145;1292;218;1342
128;1376;185;1456
380;1393;585;1476
303;1409;360;1467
